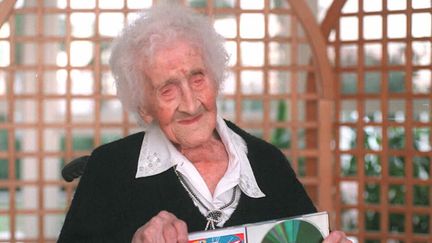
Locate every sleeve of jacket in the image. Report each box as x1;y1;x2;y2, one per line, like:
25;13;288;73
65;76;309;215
253;138;317;215
57;147;134;243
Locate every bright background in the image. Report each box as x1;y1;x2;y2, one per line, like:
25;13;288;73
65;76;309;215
0;0;431;242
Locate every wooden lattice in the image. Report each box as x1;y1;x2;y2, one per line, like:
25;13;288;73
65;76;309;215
0;0;336;242
328;0;432;242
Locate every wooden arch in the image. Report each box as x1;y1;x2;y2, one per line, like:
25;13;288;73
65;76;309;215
286;0;338;213
0;0;16;28
288;0;335;99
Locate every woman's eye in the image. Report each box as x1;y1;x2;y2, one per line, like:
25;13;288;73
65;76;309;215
192;77;204;86
159;85;176;97
161;89;172;96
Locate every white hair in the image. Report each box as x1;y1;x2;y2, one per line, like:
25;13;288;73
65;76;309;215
109;4;228;126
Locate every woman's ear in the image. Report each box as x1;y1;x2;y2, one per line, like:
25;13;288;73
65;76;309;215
138;106;154;124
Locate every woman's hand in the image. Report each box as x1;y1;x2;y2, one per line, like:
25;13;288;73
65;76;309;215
323;231;353;243
132;211;188;243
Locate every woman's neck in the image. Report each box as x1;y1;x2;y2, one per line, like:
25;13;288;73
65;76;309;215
178;134;229;194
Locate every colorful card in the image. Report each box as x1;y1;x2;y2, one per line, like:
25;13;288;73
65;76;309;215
189;227;246;243
188;211;329;243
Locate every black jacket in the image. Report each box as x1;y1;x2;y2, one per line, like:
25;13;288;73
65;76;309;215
58;121;316;242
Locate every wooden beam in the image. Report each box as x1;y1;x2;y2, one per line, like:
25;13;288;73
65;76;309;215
0;0;16;28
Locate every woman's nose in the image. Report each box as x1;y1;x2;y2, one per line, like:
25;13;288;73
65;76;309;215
178;84;199;114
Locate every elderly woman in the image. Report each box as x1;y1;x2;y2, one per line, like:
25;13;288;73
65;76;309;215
58;4;351;243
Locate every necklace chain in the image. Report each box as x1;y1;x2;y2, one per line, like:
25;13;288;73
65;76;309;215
174;168;238;230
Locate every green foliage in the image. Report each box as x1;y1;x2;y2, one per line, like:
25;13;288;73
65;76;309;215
101;134;122;144
287;38;430;235
271;100;290;148
389;156;405;177
413;156;430;179
0;115;22;179
413;185;430;206
389;213;405;232
365;211;380;231
14;15;25;64
341;155;357;176
364;184;380;204
365;240;380;243
0;160;7;179
0;215;9;232
188;0;207;7
341;73;357;94
389;185;405;205
361;106;429;234
188;0;234;8
341;210;358;231
364;154;381;177
363;126;382;151
364;72;381;93
270;0;284;8
388;127;405;149
388;71;405;93
297;157;305;177
413;214;430;234
61;135;94;151
413;127;431;151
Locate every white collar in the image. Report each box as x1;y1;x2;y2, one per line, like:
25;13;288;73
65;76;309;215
135;116;265;198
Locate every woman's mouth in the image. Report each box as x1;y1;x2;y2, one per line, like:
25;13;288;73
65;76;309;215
177;114;202;125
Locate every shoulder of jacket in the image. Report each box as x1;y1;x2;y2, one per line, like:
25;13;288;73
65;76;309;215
80;131;146;180
225;119;280;154
93;131;145;154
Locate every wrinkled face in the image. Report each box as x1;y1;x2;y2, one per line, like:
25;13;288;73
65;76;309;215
141;41;218;149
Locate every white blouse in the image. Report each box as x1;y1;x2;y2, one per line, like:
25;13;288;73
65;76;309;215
135;115;265;228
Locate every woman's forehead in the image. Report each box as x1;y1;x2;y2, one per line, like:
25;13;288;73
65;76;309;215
156;41;201;57
151;43;203;69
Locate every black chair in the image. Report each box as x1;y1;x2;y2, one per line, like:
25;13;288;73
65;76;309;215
62;156;89;182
